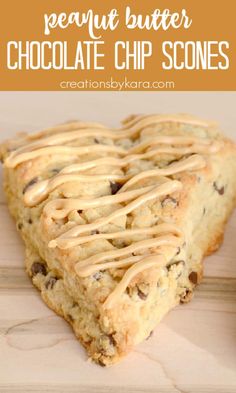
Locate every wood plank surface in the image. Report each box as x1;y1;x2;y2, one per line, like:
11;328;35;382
0;93;236;393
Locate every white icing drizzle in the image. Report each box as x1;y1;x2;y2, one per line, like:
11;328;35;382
4;115;222;309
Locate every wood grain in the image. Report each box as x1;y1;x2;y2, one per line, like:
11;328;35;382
0;100;236;393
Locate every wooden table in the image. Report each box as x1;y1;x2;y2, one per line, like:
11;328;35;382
0;93;236;392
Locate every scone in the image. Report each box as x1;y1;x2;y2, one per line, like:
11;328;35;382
1;114;236;366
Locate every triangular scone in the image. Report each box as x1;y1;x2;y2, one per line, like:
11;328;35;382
1;114;236;366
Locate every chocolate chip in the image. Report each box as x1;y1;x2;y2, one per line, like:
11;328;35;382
126;285;147;299
17;222;23;230
107;334;116;346
176;247;181;256
91;229;99;235
94;138;100;144
45;276;57;290
168;159;179;165
67;314;74;323
137;287;148;300
161;196;178;208
51;168;60;174
28;218;33;224
98;359;106;367
197;176;202;183
77;210;83;214
110;181;122;195
146;330;153;340
23;177;38;194
189;271;198;285
31;262;47;276
180;289;193;303
213;182;225;195
93;271;102;280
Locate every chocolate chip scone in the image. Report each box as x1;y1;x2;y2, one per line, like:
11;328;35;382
1;114;236;366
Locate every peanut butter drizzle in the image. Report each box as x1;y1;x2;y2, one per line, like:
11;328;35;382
4;115;223;309
121;114;216;129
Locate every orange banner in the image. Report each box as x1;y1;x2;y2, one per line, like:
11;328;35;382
0;0;235;91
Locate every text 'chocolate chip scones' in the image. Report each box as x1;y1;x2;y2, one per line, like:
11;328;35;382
1;114;236;365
